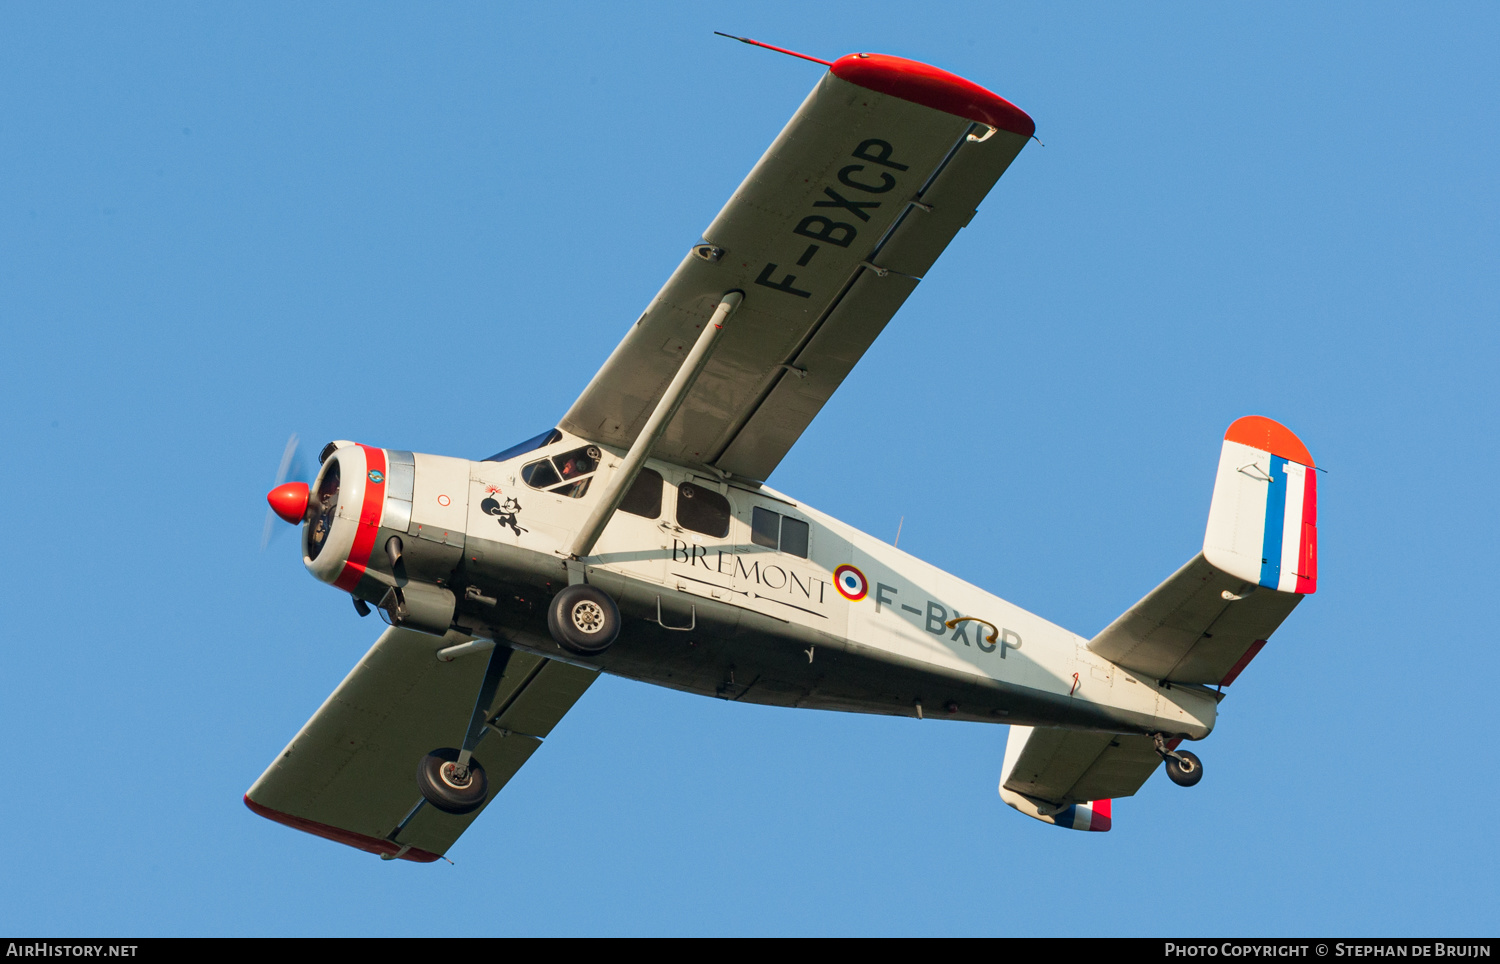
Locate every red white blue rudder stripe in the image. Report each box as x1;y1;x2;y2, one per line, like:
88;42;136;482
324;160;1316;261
1203;416;1317;595
1050;797;1112;832
998;725;1113;832
997;784;1112;832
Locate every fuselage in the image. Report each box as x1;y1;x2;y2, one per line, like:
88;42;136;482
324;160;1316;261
303;431;1218;741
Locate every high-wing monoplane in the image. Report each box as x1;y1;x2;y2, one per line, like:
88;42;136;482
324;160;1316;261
249;44;1317;860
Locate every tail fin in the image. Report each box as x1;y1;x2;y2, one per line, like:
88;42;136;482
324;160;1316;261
997;787;1112;832
997;725;1116;832
1204;416;1318;595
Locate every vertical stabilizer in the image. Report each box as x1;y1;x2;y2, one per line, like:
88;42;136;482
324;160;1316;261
1204;416;1317;594
998;725;1114;832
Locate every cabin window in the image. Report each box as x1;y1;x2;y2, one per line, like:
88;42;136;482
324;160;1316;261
750;506;779;548
782;517;810;558
522;444;602;499
619;469;663;519
750;506;809;558
677;482;730;538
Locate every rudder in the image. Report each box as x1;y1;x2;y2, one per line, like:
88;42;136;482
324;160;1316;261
1204;416;1317;595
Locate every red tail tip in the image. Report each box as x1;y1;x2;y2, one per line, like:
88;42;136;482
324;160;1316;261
267;482;310;525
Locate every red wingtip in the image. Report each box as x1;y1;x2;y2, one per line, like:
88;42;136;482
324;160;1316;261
267;481;310;525
1224;415;1315;468
830;53;1035;138
243;794;442;863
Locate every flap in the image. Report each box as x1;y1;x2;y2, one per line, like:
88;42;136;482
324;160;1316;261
246;628;596;861
559;58;1031;482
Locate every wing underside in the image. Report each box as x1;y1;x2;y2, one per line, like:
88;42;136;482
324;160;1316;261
246;628;596;861
560;56;1033;482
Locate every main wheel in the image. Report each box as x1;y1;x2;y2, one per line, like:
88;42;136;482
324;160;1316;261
1165;749;1204;787
547;584;621;656
416;748;489;814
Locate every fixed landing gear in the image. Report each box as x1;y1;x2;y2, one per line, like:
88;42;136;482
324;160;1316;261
416;748;489;814
547;584;621;656
1154;733;1204;788
1165;750;1203;787
415;642;515;815
412;584;618;816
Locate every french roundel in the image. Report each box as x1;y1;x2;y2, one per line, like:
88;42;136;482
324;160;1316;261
833;564;868;602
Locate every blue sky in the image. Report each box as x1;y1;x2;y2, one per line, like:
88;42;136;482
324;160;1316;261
2;2;1496;936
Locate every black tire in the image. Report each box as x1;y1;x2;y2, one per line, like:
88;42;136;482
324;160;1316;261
416;748;488;814
1165;749;1204;787
547;583;621;656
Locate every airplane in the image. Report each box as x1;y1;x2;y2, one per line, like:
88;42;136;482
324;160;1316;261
248;42;1318;861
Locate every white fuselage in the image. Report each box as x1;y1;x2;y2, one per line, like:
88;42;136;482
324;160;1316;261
309;432;1218;741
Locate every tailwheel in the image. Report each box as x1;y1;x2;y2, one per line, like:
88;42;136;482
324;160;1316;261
1154;734;1204;788
417;747;489;814
1164;749;1204;787
547;584;621;656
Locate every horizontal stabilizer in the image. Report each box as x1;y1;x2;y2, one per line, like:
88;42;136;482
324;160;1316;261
1088;416;1316;683
1088;553;1299;684
998;725;1167;831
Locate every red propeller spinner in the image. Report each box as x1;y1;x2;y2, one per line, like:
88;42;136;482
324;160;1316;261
267;482;310;525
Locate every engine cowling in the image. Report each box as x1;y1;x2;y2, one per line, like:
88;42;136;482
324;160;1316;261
297;442;471;636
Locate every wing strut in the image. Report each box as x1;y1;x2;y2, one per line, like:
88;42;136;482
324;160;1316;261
568;290;744;559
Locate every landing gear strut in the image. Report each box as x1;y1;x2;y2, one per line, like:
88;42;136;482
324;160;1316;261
416;642;514;814
1154;733;1204;788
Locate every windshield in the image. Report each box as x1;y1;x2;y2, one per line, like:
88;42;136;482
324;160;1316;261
483;428;562;463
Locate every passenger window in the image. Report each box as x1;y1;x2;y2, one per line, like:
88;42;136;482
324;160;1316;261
749;505;809;558
523;444;603;498
781;517;810;558
620;469;663;519
677;483;731;538
751;506;780;549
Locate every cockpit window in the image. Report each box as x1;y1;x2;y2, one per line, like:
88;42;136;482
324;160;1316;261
554;446;599;479
549;477;592;498
483;428;562;463
522;444;603;499
521;459;561;489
